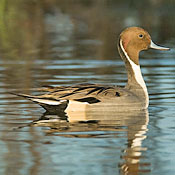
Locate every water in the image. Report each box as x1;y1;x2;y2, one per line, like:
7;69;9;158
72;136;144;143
0;1;175;175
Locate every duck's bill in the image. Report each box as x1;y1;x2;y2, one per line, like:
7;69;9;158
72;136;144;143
150;40;170;51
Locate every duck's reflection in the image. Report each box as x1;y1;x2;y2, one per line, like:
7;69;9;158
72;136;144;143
28;105;150;174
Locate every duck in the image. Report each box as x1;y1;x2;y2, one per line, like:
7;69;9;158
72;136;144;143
14;27;170;112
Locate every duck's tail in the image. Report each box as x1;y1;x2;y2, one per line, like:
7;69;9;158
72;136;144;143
10;92;65;106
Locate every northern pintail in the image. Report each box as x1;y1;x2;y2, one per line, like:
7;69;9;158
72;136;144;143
14;27;169;112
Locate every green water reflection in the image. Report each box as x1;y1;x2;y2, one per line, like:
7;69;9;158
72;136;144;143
0;0;175;60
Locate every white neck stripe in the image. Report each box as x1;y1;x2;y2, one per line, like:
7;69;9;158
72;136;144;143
119;39;149;108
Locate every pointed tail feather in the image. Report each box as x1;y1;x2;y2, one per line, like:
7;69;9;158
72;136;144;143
10;92;65;106
10;92;38;99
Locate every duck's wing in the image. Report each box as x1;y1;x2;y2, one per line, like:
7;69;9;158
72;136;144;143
39;84;124;100
14;84;125;107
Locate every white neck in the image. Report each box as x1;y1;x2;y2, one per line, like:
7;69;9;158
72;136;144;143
120;40;149;108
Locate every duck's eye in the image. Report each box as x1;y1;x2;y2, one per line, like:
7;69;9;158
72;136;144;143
139;34;143;38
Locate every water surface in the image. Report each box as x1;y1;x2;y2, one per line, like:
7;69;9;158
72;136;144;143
0;1;175;175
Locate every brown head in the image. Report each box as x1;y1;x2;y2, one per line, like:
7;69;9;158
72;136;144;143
118;27;169;65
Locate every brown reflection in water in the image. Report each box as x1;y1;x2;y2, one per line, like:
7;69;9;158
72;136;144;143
0;95;43;175
28;127;42;175
0;121;45;175
2;132;24;175
27;106;150;175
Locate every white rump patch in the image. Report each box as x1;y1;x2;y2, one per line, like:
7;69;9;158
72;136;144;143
31;98;65;105
120;39;149;108
65;100;88;113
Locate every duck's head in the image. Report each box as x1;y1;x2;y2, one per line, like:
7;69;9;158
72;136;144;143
118;27;170;65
